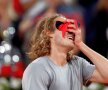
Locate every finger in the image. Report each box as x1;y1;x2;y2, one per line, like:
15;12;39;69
67;29;77;33
66;19;74;23
78;28;81;30
77;28;81;31
68;24;76;29
67;19;79;29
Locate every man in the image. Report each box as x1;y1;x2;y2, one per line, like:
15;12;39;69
22;14;108;90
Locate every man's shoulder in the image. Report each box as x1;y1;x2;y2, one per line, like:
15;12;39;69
22;56;51;84
24;56;49;73
69;55;86;66
32;56;48;65
71;55;84;61
29;56;49;68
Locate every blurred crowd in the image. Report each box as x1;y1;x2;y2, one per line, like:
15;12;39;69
0;0;108;90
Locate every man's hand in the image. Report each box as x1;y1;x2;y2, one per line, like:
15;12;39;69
66;19;83;47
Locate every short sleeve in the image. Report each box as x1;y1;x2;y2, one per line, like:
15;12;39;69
82;58;95;85
22;63;50;90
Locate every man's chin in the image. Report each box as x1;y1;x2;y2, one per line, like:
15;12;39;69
67;45;75;51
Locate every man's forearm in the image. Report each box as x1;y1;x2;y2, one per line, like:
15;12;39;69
78;42;108;80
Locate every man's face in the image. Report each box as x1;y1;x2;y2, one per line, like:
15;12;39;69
51;16;75;51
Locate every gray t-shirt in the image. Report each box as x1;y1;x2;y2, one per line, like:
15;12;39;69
22;56;95;90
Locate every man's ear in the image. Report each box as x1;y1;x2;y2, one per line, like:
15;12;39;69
46;30;54;38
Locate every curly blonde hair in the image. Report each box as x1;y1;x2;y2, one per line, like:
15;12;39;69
27;14;74;61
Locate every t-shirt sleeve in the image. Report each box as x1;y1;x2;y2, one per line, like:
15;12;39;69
22;63;50;90
81;58;95;85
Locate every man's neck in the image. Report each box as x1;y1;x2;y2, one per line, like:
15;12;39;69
49;46;68;66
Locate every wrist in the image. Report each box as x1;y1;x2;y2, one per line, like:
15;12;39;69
76;41;84;48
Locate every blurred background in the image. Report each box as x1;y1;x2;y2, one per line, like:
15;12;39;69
0;0;108;90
